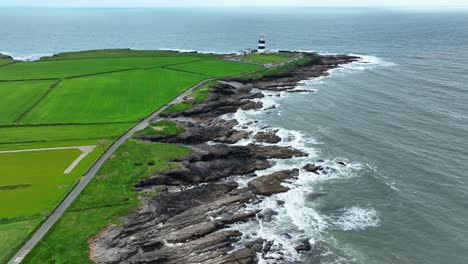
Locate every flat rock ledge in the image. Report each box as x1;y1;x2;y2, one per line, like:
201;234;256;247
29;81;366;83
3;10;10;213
90;52;358;264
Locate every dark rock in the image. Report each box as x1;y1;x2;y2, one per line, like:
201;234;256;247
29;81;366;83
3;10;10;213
241;101;263;111
248;169;299;195
276;200;285;206
337;161;347;166
295;239;312;252
255;130;281;144
258;208;278;222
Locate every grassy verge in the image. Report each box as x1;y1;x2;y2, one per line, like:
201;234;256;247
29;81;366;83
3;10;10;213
161;80;215;115
23;140;191;263
134;120;185;137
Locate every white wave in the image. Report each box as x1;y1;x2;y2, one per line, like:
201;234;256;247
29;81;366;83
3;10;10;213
328;207;381;231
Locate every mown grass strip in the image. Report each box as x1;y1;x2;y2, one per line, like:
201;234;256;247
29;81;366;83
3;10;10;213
0;123;131;144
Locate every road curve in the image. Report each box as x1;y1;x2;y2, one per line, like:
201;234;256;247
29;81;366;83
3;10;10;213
9;55;302;264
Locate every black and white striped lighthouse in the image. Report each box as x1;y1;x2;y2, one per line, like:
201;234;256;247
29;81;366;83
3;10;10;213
258;33;266;54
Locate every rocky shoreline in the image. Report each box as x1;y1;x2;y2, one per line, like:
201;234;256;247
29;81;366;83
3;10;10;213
90;52;360;264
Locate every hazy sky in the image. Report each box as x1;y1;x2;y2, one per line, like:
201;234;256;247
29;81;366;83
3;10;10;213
1;0;467;7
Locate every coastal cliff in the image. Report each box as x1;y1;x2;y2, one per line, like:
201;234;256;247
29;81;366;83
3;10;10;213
90;53;359;264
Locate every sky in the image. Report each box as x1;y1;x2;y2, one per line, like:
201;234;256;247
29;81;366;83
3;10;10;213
1;0;467;8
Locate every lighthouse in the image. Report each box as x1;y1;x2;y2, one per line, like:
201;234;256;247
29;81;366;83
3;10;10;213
258;33;266;54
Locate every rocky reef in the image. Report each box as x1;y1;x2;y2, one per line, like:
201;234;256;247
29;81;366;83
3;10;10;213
90;52;359;264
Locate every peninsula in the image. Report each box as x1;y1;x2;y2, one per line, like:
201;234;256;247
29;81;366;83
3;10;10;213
0;49;358;264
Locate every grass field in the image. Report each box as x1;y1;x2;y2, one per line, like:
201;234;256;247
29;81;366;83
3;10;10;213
0;60;14;66
0;80;54;125
40;49;220;60
167;59;261;77
0;56;203;80
23;140;191;263
0;123;131;144
0;148;91;219
20;68;206;124
0;218;43;264
240;53;294;64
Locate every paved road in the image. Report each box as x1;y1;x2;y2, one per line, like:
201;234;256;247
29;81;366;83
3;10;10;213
9;55;302;264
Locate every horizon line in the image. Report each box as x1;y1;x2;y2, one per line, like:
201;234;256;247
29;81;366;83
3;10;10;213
1;5;468;9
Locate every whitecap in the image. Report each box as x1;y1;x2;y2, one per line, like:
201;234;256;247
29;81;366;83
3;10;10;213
328;207;381;231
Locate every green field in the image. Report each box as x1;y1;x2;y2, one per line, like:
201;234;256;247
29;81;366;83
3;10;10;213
0;218;43;264
0;123;131;144
167;59;261;77
40;49;219;61
24;141;190;263
0;56;203;80
0;80;54;125
0;60;14;66
20;68;206;124
239;53;294;64
0;148;95;219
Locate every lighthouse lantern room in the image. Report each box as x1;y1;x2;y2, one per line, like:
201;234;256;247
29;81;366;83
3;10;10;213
258;33;266;54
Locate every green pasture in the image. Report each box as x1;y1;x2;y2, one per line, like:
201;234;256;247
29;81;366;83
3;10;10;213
0;149;83;219
21;68;206;124
0;60;14;66
24;141;190;263
167;59;261;77
0;80;54;125
0;123;131;144
0;218;43;264
40;49;220;60
240;53;294;64
0;56;202;80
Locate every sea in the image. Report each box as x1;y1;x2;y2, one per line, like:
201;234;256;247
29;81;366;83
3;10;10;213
1;7;468;264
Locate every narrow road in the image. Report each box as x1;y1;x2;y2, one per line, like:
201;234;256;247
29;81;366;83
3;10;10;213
9;54;302;264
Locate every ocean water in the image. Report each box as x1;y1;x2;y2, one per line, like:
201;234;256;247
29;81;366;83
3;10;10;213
1;7;468;264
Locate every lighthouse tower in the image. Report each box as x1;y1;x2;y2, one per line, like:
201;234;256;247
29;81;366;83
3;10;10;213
258;33;266;54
